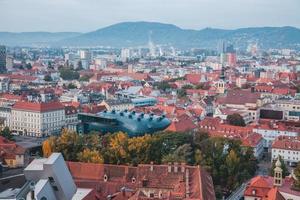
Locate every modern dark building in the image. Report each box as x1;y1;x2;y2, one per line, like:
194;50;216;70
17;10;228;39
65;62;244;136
0;45;7;73
78;110;171;137
260;109;283;120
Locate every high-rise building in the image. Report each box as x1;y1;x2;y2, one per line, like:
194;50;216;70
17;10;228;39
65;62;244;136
121;48;131;62
0;45;7;73
227;52;237;66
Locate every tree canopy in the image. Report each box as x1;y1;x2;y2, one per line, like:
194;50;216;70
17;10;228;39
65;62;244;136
43;129;257;198
0;127;14;141
44;74;52;82
226;113;246;127
293;162;300;190
59;67;80;80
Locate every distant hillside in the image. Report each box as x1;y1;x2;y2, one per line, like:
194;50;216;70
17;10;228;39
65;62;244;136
1;22;300;49
0;32;81;46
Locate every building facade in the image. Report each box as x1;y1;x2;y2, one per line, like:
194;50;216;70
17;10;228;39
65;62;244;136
276;100;300;121
0;45;7;73
11;101;65;137
271;136;300;165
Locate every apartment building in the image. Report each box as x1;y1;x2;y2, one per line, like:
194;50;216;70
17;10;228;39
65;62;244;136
271;136;300;165
11;101;65;137
276;99;300;121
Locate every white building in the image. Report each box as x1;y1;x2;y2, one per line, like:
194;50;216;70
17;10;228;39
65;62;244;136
64;106;78;132
0;104;11;128
99;99;134;111
0;153;92;200
11;101;65;137
121;48;131;62
276;99;300;121
271;136;300;165
242;133;265;159
0;77;10;92
253;123;299;148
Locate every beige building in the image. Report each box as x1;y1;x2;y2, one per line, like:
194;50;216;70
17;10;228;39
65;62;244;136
11;101;65;137
99;99;134;111
276;99;300;121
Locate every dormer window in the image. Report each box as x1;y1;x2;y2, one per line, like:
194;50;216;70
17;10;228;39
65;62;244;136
104;174;108;182
131;177;136;183
252;189;256;195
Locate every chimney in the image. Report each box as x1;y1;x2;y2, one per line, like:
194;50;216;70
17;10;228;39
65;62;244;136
174;162;178;173
185;169;190;198
150;161;154;172
168;162;172;173
181;163;185;173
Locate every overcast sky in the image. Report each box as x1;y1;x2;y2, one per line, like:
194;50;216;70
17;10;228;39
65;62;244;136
0;0;299;32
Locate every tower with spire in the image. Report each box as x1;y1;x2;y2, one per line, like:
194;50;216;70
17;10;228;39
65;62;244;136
273;157;283;187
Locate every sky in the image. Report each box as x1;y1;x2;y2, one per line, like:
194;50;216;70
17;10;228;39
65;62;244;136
0;0;300;32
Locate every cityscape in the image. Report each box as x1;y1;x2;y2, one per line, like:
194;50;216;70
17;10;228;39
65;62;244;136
1;0;300;200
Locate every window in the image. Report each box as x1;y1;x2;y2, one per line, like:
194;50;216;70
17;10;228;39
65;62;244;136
104;174;108;182
48;177;55;183
52;186;59;191
131;177;136;183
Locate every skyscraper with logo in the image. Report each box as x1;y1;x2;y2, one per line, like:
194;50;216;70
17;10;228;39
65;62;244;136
0;45;7;73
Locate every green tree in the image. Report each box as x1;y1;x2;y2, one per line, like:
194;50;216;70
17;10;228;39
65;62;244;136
77;60;83;70
77;148;104;164
226;113;246;127
68;83;77;89
44;74;52;82
295;84;300;93
104;132;129;164
25;63;32;70
177;89;187;98
293;162;300;190
156;81;172;92
162;144;193;164
181;84;194;90
59;67;80;80
79;75;92;82
48;61;53;69
128;134;152;165
55;129;83;161
0;127;13;141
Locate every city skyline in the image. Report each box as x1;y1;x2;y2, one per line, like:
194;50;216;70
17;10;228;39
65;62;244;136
0;0;300;32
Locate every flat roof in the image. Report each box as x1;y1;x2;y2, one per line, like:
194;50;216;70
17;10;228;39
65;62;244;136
72;188;92;200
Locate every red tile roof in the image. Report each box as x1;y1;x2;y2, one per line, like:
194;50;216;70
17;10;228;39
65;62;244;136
12;101;64;112
0;136;26;161
217;89;260;105
272;136;300;151
244;175;300;199
241;133;263;148
185;74;201;84
67;162;215;200
167;117;197;132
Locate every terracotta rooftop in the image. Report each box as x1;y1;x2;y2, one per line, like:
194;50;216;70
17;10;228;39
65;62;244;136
217;89;260;105
272;136;300;151
244;176;300;199
67;162;216;200
12;101;64;112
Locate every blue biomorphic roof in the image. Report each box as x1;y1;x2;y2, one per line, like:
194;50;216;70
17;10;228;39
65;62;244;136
79;110;171;137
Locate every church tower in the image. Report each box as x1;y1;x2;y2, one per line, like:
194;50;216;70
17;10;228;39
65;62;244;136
215;64;226;94
273;157;283;187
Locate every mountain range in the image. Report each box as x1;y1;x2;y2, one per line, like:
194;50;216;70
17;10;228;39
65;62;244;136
1;22;300;50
